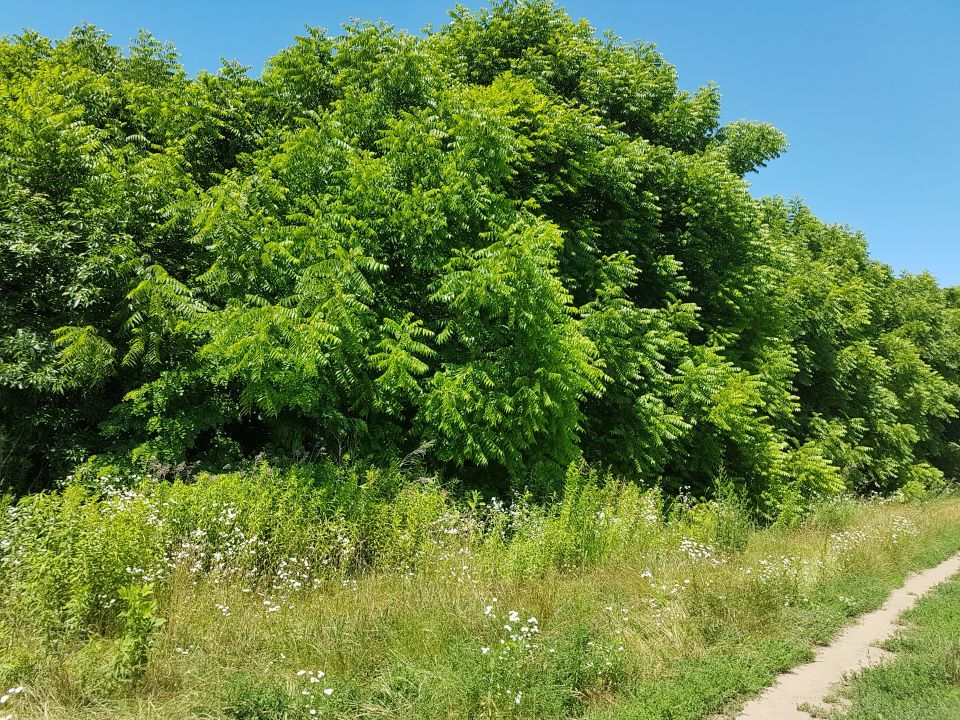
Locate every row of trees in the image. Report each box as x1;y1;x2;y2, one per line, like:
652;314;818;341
2;1;957;508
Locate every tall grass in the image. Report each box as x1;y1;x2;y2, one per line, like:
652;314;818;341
1;460;959;719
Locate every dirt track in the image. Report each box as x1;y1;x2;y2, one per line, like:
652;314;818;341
734;551;960;719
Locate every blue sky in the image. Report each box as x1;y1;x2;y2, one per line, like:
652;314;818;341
3;1;958;284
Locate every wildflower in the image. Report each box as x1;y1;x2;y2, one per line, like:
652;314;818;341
679;538;715;561
323;688;334;696
481;647;490;655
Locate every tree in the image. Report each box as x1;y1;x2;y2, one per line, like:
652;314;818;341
1;2;955;508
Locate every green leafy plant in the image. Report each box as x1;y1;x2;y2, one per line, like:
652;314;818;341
111;583;165;680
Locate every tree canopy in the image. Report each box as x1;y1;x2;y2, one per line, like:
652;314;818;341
2;1;957;511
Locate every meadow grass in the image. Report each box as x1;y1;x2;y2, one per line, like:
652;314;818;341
2;462;960;719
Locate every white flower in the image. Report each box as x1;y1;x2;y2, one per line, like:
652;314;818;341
481;647;490;655
323;688;334;696
514;691;523;705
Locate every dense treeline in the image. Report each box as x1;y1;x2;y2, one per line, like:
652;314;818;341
1;0;958;510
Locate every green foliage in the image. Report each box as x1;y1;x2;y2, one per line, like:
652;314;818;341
716;120;787;175
52;325;116;389
5;460;960;719
0;1;957;508
111;583;165;680
0;458;663;641
223;673;291;720
423;219;602;470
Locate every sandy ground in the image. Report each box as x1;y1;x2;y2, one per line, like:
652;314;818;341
733;551;960;720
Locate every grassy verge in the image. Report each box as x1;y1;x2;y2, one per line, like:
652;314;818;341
1;464;960;719
589;500;960;720
822;571;960;720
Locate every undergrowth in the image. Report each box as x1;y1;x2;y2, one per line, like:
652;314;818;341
1;460;959;719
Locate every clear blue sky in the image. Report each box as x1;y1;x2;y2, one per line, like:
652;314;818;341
3;1;958;284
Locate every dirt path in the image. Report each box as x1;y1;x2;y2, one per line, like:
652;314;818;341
734;551;960;720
